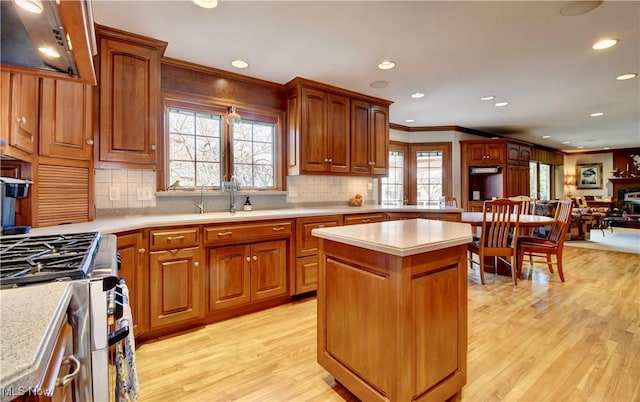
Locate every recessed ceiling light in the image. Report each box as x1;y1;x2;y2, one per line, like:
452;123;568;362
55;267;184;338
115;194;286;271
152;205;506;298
405;119;415;123
14;0;43;13
38;47;60;58
369;80;388;88
378;60;396;70
192;0;218;9
603;147;611;150
480;95;495;101
562;141;571;144
542;135;551;139
577;146;585;149
411;92;425;99
559;0;602;16
230;59;249;69
592;39;619;50
495;101;509;107
616;73;638;80
590;112;604;117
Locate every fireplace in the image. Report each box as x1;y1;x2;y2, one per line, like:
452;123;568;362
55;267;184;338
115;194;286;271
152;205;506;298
619;187;640;214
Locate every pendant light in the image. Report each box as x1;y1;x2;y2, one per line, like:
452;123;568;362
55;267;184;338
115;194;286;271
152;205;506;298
226;106;241;127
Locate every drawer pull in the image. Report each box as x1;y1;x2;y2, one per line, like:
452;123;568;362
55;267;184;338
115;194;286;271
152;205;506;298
272;227;285;231
167;235;185;241
318;224;325;228
362;219;371;223
217;231;233;236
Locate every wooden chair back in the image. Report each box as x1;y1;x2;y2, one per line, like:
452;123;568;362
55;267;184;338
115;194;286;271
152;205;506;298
439;196;458;208
481;199;520;250
508;195;534;215
548;200;573;244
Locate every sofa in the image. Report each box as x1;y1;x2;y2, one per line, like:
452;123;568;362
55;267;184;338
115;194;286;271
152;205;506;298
535;201;610;241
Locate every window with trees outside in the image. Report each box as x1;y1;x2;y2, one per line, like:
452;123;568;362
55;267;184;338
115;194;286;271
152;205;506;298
380;142;452;206
165;99;280;190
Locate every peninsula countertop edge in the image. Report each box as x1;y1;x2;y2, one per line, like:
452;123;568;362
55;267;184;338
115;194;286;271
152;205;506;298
24;205;463;236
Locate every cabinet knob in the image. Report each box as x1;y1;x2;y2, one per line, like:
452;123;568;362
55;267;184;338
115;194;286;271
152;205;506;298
21;117;26;124
324;158;329;162
252;256;257;261
194;261;200;268
328;158;332;163
150;144;157;151
87;139;94;145
15;117;20;124
246;256;251;262
138;248;146;254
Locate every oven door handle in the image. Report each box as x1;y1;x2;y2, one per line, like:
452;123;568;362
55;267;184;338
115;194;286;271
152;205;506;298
108;320;130;347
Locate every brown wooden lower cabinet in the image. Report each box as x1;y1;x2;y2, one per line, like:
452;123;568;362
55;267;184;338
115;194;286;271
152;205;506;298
208;240;287;312
116;231;148;337
149;246;203;328
317;241;467;402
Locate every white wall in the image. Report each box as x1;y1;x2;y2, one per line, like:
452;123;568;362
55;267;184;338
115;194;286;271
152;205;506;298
562;153;614;199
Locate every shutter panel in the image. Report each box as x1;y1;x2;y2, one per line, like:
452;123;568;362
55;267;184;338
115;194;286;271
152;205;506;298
37;165;90;226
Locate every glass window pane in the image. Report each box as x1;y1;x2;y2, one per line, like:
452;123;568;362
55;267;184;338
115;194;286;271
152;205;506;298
231;119;276;189
381;149;405;206
530;161;538;199
416;150;443;206
539;163;551;201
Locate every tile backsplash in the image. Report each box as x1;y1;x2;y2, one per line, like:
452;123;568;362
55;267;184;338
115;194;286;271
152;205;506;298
95;169;157;210
95;169;377;215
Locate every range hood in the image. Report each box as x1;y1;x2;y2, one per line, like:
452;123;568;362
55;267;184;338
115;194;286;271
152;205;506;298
1;0;78;76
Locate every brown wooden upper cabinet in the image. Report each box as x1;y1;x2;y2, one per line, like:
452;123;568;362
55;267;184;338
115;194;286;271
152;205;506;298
467;141;505;165
506;142;531;165
95;25;167;168
1;72;39;159
39;78;93;160
286;77;392;176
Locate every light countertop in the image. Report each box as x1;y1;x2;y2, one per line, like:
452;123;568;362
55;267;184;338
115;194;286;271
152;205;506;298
0;281;73;401
27;205;462;236
312;218;473;257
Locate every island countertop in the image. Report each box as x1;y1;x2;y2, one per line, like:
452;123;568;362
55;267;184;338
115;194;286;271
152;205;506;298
312;218;472;257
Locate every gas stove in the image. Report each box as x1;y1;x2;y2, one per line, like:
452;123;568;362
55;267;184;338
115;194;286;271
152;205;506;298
0;231;101;287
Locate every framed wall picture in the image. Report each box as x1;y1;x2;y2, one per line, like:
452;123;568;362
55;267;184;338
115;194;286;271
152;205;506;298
576;163;603;189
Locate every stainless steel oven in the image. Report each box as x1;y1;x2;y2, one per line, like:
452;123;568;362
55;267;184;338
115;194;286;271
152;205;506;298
0;231;134;401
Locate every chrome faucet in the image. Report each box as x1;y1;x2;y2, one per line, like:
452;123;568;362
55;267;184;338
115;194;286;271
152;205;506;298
195;184;205;214
223;176;241;214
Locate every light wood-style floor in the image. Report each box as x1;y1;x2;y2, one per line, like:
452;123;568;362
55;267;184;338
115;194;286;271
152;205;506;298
135;246;640;402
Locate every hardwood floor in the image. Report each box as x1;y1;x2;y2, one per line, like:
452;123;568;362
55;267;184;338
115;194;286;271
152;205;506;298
134;247;639;401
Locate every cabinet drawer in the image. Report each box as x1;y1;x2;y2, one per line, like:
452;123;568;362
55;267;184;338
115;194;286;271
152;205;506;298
296;215;343;256
422;212;461;222
204;221;293;244
344;213;386;225
150;228;200;250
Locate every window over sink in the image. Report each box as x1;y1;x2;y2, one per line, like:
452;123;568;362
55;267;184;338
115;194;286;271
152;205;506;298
164;96;281;191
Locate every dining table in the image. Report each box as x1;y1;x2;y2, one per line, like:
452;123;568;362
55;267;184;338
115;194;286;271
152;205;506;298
461;212;555;227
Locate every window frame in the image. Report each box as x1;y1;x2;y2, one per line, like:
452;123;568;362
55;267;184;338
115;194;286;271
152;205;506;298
160;91;285;191
379;141;452;206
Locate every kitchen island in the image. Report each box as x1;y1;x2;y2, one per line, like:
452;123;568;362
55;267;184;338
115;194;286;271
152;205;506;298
312;219;472;402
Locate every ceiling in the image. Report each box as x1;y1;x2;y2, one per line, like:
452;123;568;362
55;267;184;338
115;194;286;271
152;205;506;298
91;0;640;153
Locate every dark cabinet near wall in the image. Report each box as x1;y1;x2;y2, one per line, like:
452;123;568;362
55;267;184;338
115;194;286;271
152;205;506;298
461;139;532;211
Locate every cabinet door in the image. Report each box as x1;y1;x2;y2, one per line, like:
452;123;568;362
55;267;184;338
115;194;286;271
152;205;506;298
519;145;531;165
350;99;371;174
149;246;202;328
326;93;350;173
300;87;327;172
506;143;520;164
369;104;389;175
39;79;93;160
295;255;318;294
467;143;487;164
485;142;504;163
117;232;148;337
98;37;159;165
208;244;251;311
251;240;287;301
8;73;38;155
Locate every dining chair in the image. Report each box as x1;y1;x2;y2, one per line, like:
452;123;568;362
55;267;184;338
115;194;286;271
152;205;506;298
508;195;534;215
467;198;521;286
439;196;458;208
516;200;573;282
